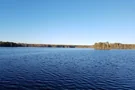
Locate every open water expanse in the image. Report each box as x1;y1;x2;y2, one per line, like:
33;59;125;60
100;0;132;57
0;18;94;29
0;47;135;90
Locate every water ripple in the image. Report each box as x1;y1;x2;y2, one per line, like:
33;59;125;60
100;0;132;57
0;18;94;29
0;48;135;89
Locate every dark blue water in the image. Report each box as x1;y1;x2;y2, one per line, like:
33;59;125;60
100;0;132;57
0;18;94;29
0;48;135;90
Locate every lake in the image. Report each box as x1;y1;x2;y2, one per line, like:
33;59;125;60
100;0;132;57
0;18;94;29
0;47;135;90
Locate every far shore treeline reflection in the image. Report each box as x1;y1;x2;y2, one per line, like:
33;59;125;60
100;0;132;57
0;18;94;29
0;41;92;48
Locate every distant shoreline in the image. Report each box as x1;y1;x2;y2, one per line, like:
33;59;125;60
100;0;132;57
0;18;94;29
1;41;135;50
94;42;135;50
0;41;93;48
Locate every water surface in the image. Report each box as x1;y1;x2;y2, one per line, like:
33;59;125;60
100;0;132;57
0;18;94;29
0;47;135;90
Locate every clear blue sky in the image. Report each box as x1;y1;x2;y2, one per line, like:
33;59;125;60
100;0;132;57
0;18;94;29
0;0;135;45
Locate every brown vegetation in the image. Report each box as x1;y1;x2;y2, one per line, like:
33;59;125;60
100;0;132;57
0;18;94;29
94;42;135;50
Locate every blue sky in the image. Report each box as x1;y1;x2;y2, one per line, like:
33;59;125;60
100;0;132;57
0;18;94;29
0;0;135;45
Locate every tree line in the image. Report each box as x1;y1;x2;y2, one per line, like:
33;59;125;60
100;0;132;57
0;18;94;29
2;41;135;49
0;41;92;48
94;42;135;50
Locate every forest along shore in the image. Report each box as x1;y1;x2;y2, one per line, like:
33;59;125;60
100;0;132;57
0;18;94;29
94;42;135;50
1;41;135;49
0;41;92;48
